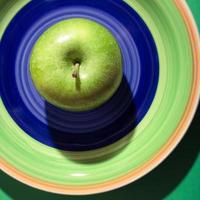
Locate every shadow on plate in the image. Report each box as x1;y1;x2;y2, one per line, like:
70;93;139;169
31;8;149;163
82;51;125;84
44;75;136;163
1;105;199;200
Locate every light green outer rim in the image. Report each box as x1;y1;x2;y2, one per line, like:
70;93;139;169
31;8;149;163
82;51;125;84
0;0;199;195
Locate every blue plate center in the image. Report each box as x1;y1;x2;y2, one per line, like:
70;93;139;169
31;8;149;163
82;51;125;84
0;0;159;151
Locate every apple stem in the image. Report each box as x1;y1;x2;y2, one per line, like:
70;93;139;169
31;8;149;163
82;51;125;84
72;63;80;78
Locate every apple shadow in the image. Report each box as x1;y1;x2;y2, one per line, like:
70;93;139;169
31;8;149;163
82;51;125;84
44;75;137;163
1;105;199;200
54;131;135;165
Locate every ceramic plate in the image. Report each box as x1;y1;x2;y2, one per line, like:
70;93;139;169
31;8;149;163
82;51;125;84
0;0;199;195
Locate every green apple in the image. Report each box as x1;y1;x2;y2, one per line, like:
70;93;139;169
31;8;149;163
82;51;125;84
30;18;123;111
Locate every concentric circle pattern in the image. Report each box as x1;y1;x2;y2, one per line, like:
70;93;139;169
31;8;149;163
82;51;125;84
0;0;200;195
0;0;159;151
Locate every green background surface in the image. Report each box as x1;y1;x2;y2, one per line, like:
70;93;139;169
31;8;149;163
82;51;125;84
0;0;199;199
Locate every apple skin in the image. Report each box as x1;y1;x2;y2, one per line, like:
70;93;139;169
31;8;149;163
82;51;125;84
30;18;123;112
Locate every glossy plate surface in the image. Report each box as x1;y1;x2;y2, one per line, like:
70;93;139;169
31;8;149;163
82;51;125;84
0;0;200;195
